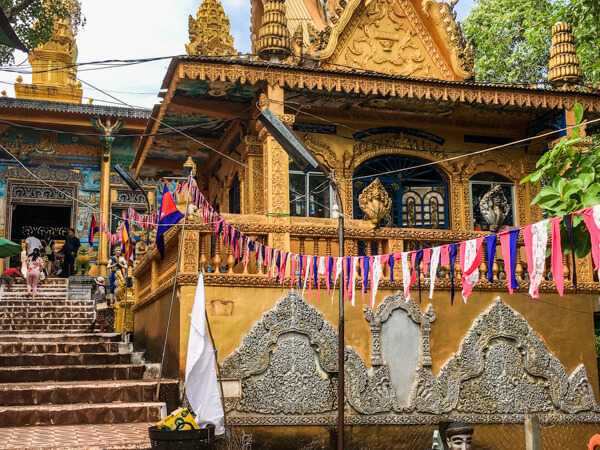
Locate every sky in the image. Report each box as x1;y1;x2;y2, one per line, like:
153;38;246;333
0;0;475;109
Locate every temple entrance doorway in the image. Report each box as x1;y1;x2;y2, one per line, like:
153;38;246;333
10;204;72;241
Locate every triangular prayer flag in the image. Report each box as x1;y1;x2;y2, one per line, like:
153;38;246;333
550;217;564;297
156;184;185;259
485;235;497;283
499;229;520;294
88;214;99;247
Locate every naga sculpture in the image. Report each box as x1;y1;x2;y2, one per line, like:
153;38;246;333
358;178;392;229
479;184;510;232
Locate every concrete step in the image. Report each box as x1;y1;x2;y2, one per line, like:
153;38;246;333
0;364;145;382
0;379;178;408
0;352;141;366
0;317;94;326
0;341;132;354
0;308;94;322
0;325;92;334
0;333;121;342
0;402;166;427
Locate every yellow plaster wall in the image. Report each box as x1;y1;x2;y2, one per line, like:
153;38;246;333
132;281;600;401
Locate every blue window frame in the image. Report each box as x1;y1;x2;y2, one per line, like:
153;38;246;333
352;156;449;229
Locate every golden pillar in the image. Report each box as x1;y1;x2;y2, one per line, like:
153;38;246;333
257;85;292;251
93;118;125;276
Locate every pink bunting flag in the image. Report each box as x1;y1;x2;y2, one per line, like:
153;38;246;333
550;217;564;297
459;238;483;302
583;206;600;278
522;220;548;299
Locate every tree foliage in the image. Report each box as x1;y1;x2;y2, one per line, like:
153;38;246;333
0;0;83;64
463;0;600;87
521;104;600;257
462;0;554;84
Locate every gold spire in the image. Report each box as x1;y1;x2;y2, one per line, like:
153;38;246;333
186;0;236;56
256;0;292;62
548;22;583;91
14;1;83;103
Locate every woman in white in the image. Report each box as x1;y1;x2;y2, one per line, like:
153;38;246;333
26;248;42;300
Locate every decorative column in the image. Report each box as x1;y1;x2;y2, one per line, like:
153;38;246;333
244;136;264;214
92;118;124;276
548;22;583;91
257;87;292;251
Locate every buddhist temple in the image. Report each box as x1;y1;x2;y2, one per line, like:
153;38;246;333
1;0;600;448
126;0;600;447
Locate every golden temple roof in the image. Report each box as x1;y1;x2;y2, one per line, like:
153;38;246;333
186;0;237;56
14;1;83;104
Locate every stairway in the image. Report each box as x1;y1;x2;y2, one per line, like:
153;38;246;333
0;280;178;431
0;279;91;333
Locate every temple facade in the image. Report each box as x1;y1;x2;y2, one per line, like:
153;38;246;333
0;9;159;279
4;0;586;447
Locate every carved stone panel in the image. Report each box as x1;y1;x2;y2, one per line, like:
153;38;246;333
364;292;435;408
410;297;600;416
221;292;396;416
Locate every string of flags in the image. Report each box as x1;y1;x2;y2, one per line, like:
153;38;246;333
89;177;600;306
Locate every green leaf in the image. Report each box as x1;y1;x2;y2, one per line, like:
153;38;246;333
563;179;584;199
552;177;566;194
574;103;584;125
583;184;600;206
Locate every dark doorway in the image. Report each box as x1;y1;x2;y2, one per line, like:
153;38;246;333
11;204;71;241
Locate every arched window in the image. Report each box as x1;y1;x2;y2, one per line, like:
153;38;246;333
353;156;449;229
289;162;333;218
228;173;241;214
469;172;515;230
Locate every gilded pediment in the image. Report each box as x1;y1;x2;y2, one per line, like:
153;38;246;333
314;0;473;80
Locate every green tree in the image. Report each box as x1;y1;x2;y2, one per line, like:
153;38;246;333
0;0;83;64
521;104;600;257
462;0;554;84
556;0;600;88
463;0;600;86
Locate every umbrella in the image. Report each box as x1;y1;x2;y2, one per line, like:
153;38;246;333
0;237;22;258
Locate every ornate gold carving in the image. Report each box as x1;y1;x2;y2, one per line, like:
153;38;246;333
358;179;392;229
182;230;200;274
548;22;582;90
256;0;292;61
422;0;474;80
338;0;431;76
315;0;453;79
186;0;237;56
252;159;264;212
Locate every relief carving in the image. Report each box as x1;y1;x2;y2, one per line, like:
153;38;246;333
410;297;600;415
221;291;396;415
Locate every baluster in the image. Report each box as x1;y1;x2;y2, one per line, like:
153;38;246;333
454;247;462;281
515;247;524;282
563;254;571;282
200;235;207;273
313;237;320;258
365;240;372;257
299;237;306;256
227;243;235;274
213;238;222;273
326;238;332;257
354;241;361;280
479;246;488;282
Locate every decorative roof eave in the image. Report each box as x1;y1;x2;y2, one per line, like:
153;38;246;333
0;97;151;120
132;56;600;177
175;57;600;110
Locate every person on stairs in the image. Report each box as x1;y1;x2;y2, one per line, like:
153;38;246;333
26;248;42;300
60;228;80;278
1;264;24;292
